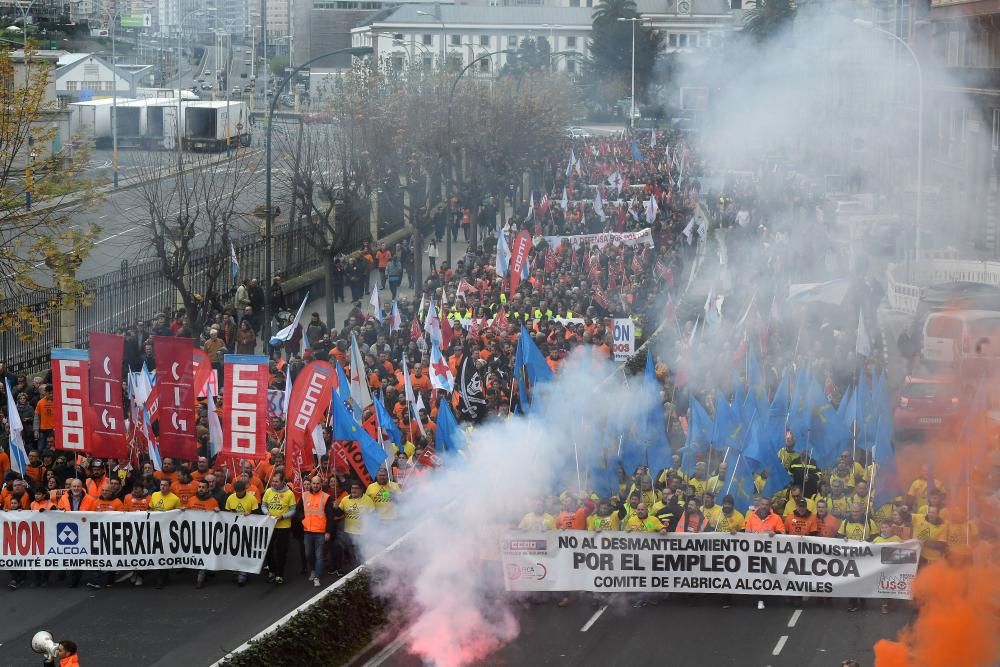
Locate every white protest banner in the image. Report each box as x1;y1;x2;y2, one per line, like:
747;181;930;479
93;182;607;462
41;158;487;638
544;228;655;251
612;318;635;362
501;531;920;599
0;511;275;572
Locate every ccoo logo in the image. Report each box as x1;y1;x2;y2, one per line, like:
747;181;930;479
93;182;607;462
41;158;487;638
56;523;79;546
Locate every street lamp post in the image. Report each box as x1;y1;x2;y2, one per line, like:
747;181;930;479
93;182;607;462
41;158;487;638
854;18;924;262
446;49;513;255
617;17;644;127
109;11;119;188
177;8;214;170
263;45;373;351
416;7;446;67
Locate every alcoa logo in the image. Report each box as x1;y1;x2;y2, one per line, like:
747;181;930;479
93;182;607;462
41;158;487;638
56;523;79;546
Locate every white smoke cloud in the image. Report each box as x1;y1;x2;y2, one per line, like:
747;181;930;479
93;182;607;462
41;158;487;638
356;353;655;667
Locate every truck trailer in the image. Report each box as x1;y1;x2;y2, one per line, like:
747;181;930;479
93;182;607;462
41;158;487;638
184;101;252;152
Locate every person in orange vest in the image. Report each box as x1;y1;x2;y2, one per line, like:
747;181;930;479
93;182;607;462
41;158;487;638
2;478;31;510
186;480;220;589
171;468;199;505
87;485;125;590
744;497;786;609
124;483;151;512
41;638;80;667
295;475;342;586
85;459;108;499
30;486;55;512
58;479;95;588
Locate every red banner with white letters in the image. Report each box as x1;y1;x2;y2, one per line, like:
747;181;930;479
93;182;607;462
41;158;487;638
285;361;337;487
88;333;127;459
509;230;532;296
51;348;91;454
221;354;269;463
154;336;197;461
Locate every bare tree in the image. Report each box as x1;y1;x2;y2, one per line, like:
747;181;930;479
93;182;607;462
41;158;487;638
126;145;263;334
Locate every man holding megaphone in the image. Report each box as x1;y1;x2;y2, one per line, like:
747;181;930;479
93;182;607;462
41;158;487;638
31;632;80;666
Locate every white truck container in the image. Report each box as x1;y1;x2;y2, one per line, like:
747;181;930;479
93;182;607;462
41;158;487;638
183;100;251;152
69;99;118;148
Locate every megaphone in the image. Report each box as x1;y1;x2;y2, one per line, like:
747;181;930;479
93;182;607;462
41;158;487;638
31;631;58;660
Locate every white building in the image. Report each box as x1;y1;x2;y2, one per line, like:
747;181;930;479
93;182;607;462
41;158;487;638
352;5;595;74
350;0;736;73
56;52;155;105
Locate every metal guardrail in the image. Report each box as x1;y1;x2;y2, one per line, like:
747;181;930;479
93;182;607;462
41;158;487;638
884;257;1000;316
1;222;325;376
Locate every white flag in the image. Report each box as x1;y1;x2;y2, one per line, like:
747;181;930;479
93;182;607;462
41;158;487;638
645;194;658;224
566;148;576;177
349;334;373;410
856;309;872;358
389;300;402;332
270;292;309;345
311;424;327;457
607;171;623;194
682;217;695;244
593;188;606;221
206;384;224;458
495;229;511;277
402;356;426;437
369;283;382;323
560;187;569;211
650;128;656;148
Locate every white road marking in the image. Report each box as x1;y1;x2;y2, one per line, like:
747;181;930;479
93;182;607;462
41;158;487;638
772;635;788;656
788;609;802;628
580;605;608;632
94;226;140;246
363;631;411;667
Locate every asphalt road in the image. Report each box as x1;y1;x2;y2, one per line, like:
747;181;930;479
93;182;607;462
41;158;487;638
365;594;912;667
0;569;327;666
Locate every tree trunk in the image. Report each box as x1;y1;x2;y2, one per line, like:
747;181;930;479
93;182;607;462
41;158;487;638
323;252;336;331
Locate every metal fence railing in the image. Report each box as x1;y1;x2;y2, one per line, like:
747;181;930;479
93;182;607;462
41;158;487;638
1;223;331;377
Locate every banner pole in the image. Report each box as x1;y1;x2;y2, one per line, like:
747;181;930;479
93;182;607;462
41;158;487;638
574;441;582;497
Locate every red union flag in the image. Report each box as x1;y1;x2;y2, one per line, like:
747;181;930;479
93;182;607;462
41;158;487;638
221;354;269;462
154;336;197;461
508;230;532;296
88;333;127;459
285;361;337;485
51;348;90;453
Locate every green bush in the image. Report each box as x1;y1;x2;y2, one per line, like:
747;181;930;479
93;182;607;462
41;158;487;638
219;570;387;667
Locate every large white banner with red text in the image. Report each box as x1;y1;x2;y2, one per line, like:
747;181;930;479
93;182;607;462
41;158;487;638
501;532;920;599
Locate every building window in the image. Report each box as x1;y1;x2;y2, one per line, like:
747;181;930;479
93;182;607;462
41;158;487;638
479;59;490;72
668;33;677;48
993;109;1000;151
66;81;78;91
567;36;577;48
422;34;432;45
83;63;99;78
678;34;688;48
947;31;964;67
508;35;517;47
479;34;489;47
570;0;580;5
391;56;404;71
393;33;403;41
423;55;433;68
450;34;461;46
567;59;576;73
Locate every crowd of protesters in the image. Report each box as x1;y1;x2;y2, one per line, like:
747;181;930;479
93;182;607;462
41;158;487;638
0;126;995;609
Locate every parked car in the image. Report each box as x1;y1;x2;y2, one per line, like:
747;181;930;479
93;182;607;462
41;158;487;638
201;83;213;91
893;375;962;437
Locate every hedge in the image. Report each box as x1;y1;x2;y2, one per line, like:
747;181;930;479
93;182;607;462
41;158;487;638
218;570;387;667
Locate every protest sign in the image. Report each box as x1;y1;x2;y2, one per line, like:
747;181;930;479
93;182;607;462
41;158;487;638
501;531;920;599
544;228;655;251
612;318;635;362
0;511;275;572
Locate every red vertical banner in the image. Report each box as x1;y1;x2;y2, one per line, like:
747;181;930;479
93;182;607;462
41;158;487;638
88;333;127;459
192;348;214;397
285;361;337;487
154;336;197;461
51;348;91;454
222;354;269;463
508;230;532;296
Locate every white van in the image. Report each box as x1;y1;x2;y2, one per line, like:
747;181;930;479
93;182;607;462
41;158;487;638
922;309;1000;373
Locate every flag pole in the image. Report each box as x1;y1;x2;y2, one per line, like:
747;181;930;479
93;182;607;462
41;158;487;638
371;401;394;484
716;452;743;531
574;441;583;497
862;416;880;539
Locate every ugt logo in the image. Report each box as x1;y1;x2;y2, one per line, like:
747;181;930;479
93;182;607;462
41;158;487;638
56;522;79;546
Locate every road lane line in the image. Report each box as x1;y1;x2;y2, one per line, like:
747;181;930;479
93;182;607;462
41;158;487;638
363;630;411;667
788;609;802;628
580;605;607;632
772;635;788;656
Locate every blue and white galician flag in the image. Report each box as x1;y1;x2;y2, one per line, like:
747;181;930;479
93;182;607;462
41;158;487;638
230;241;239;280
4;378;28;475
270;291;309;346
428;343;454;392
